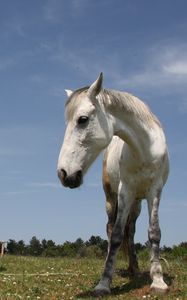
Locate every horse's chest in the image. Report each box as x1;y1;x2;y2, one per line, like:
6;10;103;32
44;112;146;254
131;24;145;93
121;162;159;198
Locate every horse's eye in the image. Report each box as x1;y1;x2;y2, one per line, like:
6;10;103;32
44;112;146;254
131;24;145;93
77;116;89;125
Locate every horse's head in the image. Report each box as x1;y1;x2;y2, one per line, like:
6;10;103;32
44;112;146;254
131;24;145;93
57;73;113;188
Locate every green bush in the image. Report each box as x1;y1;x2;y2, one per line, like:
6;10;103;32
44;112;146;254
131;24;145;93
83;245;103;258
137;247;150;261
171;245;187;259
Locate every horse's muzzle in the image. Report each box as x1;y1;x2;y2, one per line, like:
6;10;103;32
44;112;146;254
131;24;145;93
58;168;83;189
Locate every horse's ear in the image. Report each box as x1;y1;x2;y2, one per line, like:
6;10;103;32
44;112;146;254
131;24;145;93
65;89;73;97
87;73;103;99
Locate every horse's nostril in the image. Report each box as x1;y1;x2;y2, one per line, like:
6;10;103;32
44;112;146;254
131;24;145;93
77;170;82;179
61;169;67;178
58;168;67;181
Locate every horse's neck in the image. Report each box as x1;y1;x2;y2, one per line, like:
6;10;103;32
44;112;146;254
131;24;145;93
112;111;152;160
102;92;165;161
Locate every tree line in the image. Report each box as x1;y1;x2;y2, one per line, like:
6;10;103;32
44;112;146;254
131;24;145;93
5;236;187;259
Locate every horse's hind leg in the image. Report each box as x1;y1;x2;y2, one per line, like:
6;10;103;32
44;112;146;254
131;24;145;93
147;186;169;294
123;201;141;275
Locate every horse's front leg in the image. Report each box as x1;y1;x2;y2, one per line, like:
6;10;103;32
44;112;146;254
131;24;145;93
147;186;169;294
125;201;142;275
94;183;134;296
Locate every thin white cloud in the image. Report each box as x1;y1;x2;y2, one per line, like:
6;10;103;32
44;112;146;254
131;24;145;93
30;182;61;189
121;43;187;90
5;19;26;38
71;0;114;16
86;182;101;188
43;0;65;22
0;16;26;42
51;39;187;92
163;61;187;75
40;34;187;116
71;0;101;16
1;183;61;198
43;0;108;21
4;191;27;196
71;0;88;11
0;148;28;157
160;195;187;213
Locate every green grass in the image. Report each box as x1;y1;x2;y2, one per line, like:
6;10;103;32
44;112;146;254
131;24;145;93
0;255;186;299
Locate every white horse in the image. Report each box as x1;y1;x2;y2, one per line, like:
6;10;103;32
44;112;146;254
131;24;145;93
57;73;169;296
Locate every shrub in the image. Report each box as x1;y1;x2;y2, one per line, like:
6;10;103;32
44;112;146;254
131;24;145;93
137;247;150;261
171;245;187;259
84;245;103;258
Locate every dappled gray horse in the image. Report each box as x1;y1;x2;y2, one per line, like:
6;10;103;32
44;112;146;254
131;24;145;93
57;73;169;296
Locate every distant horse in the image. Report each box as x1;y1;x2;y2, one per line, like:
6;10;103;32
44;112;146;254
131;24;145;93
57;73;169;296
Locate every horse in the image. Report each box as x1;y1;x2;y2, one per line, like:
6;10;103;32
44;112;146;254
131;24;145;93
57;73;169;296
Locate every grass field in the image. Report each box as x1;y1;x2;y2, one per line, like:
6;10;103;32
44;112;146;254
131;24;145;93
0;255;186;300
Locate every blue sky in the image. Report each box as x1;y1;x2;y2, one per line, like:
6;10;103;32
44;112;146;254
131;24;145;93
0;0;187;246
